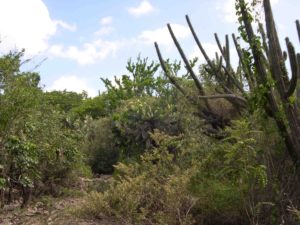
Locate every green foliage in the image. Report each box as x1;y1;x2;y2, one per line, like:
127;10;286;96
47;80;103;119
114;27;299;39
112;96;181;160
44;90;86;113
188;119;268;223
288;205;300;222
84;117;119;174
72;95;107;119
190;178;245;218
248;77;275;114
0;177;5;189
222;120;267;187
0;50;87;204
0;8;298;222
78;131;196;225
5;136;39;188
82;57;181;172
100;56;168;112
77;108;273;224
78;118;270;224
235;0;261;42
102;56;160;96
76;1;300;223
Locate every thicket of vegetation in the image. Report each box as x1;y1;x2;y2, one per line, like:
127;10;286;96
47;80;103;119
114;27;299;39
0;0;300;224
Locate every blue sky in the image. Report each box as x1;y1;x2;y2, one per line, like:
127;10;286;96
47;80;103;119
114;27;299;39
0;0;299;96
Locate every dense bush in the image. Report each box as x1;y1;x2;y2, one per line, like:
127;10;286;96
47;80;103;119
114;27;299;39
84;117;119;174
78;131;197;225
1;2;299;224
112;96;181;159
78;119;271;224
0;51;87;206
83;58;183;173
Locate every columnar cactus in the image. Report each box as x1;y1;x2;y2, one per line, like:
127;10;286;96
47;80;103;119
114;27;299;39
155;0;300;164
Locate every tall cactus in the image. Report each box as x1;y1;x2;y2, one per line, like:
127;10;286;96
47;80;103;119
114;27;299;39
155;0;300;165
237;0;300;164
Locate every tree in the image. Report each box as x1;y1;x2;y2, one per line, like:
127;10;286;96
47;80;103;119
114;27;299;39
100;56;163;112
44;90;86;113
0;50;85;207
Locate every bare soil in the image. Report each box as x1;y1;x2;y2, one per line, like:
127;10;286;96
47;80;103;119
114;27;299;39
0;176;116;225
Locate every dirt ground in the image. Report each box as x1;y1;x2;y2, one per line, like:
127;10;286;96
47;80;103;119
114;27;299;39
0;176;116;225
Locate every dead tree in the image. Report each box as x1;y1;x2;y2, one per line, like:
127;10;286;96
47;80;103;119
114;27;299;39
155;0;300;165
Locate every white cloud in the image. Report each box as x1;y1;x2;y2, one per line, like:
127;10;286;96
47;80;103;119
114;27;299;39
0;0;75;56
49;39;124;65
95;16;115;36
271;0;279;4
51;15;119;65
54;20;77;32
127;0;155;17
216;0;236;23
217;0;280;23
95;26;115;36
47;75;98;97
138;24;190;46
0;0;55;55
100;16;113;26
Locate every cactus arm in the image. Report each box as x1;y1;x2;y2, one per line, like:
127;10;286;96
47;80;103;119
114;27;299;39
258;23;270;60
197;94;246;104
214;33;226;60
263;0;289;93
296;20;300;45
186;15;215;69
166;24;207;99
285;38;298;98
154;42;193;103
225;35;230;69
232;33;255;90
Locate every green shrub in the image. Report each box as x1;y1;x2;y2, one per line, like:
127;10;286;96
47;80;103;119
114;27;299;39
78;131;197;225
112;96;181;160
84;117;119;174
189;120;268;224
78;119;270;224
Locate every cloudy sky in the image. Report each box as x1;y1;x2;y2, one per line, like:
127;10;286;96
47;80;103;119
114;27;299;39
0;0;299;96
